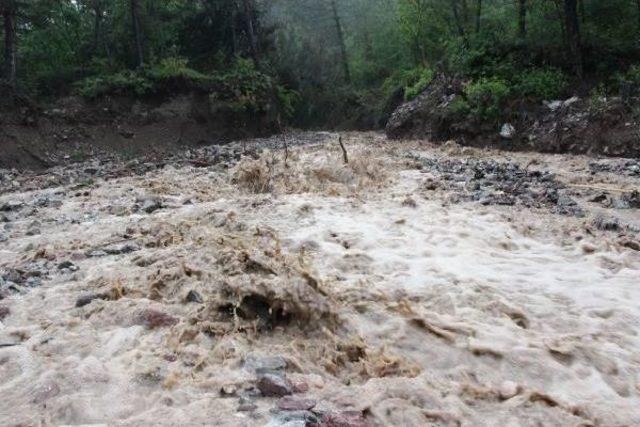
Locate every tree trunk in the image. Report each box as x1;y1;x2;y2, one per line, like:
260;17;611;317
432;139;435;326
93;1;103;53
330;0;351;83
2;0;17;87
130;0;144;68
636;0;640;33
564;0;583;79
242;0;259;61
475;0;482;33
451;0;466;38
518;0;526;40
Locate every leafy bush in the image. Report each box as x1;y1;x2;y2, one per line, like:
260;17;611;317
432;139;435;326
446;95;470;118
214;58;275;113
148;57;208;81
75;71;153;98
404;68;435;100
381;66;434;101
513;68;568;100
464;77;511;122
76;57;214;99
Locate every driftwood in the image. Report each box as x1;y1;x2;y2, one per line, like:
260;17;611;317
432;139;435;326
338;136;349;164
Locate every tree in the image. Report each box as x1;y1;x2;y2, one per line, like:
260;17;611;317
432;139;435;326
330;0;351;83
518;0;526;40
130;0;144;67
242;0;259;61
1;0;17;86
564;0;583;78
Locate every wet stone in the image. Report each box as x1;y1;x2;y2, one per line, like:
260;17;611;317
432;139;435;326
257;373;293;397
103;242;141;255
276;396;317;411
75;293;108;308
137;308;179;329
269;410;318;426
58;261;79;271
321;411;369;427
141;199;163;214
0;201;23;212
185;290;203;304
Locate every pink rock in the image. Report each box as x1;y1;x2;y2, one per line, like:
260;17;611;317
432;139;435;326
138;308;178;329
276;396;317;411
257;373;292;397
321;411;369;427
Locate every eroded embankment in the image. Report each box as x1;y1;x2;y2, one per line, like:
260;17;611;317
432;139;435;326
1;132;639;426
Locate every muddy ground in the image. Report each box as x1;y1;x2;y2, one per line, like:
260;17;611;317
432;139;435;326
1;132;639;426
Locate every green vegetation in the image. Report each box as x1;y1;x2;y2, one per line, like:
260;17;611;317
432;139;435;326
1;0;639;127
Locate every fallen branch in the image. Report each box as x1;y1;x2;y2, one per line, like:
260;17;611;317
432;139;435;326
338;136;349;164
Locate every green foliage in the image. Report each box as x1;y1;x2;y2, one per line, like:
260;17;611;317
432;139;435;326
75;71;153;98
465;78;511;122
513;68;569;100
446;96;471;118
276;86;301;120
381;67;434;101
404;68;435;100
214;58;275;113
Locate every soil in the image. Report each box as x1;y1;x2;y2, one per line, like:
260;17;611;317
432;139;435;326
1;132;639;426
0;95;274;171
386;74;640;158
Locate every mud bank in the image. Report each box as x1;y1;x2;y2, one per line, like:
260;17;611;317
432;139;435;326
1;132;639;426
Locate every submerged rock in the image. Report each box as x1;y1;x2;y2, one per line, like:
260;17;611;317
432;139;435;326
276;396;316;411
321;411;369;427
257;373;293;397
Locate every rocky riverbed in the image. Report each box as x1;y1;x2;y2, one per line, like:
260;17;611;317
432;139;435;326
1;132;639;426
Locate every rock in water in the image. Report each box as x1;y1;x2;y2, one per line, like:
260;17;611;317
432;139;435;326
185;290;203;303
137;308;179;329
276;396;316;411
257;373;293;397
321;411;369;427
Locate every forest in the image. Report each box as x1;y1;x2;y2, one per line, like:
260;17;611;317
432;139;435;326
1;0;639;129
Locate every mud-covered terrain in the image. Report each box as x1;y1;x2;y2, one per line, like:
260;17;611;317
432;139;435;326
1;132;639;426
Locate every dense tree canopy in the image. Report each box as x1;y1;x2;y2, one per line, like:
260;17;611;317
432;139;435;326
1;0;639;125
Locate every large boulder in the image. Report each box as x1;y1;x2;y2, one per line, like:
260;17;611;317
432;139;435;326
385;74;464;140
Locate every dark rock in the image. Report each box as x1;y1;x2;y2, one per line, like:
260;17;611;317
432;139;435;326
58;261;78;271
102;242;141;255
75;293;108;308
0;201;23;212
617;190;640;209
321;411;369;427
3;268;23;284
276;396;316;411
592;215;620;231
185;290;203;304
620;239;640;251
269;410;318;426
137;308;179;329
257;373;293;397
141;199;163;214
0;234;7;243
0;305;9;320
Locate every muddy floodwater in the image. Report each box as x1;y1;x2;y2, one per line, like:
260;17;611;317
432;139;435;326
1;132;639;426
